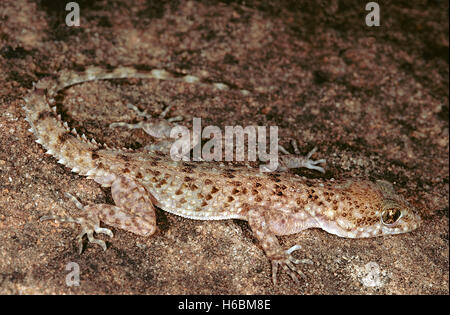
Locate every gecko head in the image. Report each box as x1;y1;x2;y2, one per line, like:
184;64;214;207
350;180;421;237
320;180;421;238
375;180;422;236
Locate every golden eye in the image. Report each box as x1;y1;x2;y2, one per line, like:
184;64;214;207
381;208;402;225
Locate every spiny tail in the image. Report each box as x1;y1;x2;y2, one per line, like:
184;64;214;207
23;81;100;176
21;67;142;176
21;66;192;177
22;66;250;176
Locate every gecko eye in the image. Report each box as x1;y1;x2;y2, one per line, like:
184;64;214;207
381;208;402;225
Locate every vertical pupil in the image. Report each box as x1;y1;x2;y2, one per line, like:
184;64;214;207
382;209;401;224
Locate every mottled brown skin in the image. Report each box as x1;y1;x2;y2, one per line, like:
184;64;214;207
23;67;421;284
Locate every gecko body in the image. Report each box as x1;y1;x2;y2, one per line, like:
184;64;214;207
23;66;421;284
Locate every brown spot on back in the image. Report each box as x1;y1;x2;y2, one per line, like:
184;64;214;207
91;150;100;160
58;132;73;143
223;168;236;178
120;154;130;161
152;170;161;177
224;173;235;179
271;177;281;183
211;186;219;194
151;155;161;162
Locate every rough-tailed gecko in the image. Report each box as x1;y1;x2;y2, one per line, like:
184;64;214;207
22;66;421;284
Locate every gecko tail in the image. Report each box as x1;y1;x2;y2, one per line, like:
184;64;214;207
22;73;102;176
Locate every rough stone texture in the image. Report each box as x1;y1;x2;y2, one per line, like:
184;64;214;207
0;0;448;294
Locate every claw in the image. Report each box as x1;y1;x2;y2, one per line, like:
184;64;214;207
95;227;114;237
159;104;173;118
167;116;183;123
278;144;290;155
126;103;153;119
271;244;312;285
305;146;317;159
40;194;113;254
77;227;107;254
303;147;326;173
290;139;301;155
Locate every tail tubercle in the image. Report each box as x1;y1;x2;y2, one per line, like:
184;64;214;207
22;74;101;176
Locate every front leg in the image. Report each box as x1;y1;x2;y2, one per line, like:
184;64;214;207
277;140;326;173
247;209;312;284
41;176;157;253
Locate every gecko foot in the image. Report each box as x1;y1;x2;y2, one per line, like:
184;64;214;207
270;245;313;285
40;193;113;254
278;140;326;173
109;103;183;138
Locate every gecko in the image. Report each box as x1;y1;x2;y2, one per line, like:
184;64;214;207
22;66;422;284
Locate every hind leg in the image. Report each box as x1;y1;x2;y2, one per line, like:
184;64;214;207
41;176;157;253
110;103;183;153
